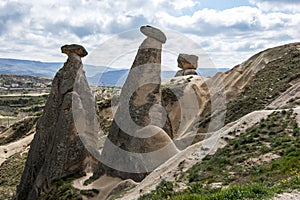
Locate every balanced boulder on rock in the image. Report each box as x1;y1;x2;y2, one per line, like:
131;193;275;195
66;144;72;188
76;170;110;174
175;53;199;76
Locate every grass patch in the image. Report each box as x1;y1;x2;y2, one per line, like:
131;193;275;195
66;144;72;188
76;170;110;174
140;110;300;199
0;116;38;145
0;95;48;108
197;45;300;131
0;152;28;199
225;47;300;124
40;174;84;200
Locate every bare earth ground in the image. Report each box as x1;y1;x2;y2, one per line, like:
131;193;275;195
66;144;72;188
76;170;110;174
72;174;137;200
0;134;33;165
0;92;49;97
267;81;300;109
272;192;300;200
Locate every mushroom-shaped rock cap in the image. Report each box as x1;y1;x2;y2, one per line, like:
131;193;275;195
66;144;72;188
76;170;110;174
61;44;88;57
177;53;198;69
140;25;167;43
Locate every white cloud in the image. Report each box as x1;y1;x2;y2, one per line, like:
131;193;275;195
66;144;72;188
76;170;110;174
0;0;299;70
169;0;197;10
250;0;300;13
153;5;300;67
157;6;299;33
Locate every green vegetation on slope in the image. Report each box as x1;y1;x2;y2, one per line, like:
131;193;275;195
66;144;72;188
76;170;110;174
40;174;102;200
0;152;28;200
40;174;84;200
225;48;300;124
0;116;38;145
0;95;48;108
140;181;276;200
140;109;300;200
0;95;47;127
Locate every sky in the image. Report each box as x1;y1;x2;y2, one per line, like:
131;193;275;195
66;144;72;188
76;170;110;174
0;0;300;70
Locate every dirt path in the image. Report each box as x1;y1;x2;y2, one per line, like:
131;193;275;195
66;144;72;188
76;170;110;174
0;134;33;165
267;82;300;109
72;174;137;200
272;192;300;200
72;172;94;190
0;93;49;97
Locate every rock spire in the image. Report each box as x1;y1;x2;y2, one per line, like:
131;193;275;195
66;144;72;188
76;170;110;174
99;25;179;182
16;44;99;199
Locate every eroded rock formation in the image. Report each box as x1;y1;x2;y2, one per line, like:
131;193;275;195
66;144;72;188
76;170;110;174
175;53;198;76
99;25;179;182
16;44;99;199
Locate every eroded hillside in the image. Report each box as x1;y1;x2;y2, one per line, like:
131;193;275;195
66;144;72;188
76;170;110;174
0;42;299;200
138;108;300;199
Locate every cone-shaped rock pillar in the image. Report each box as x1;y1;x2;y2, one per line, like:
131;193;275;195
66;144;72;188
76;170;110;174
100;26;179;182
16;44;99;199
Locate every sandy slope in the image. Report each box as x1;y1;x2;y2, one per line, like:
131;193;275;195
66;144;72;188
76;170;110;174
268;81;300;109
117;107;288;200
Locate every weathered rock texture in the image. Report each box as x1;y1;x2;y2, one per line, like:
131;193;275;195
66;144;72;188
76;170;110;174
178;54;198;70
117;43;300;199
16;45;99;199
100;26;178;182
175;54;198;77
163;43;300;147
175;69;198;76
161;76;211;149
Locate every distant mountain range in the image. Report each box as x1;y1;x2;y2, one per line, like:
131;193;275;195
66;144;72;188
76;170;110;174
0;58;229;86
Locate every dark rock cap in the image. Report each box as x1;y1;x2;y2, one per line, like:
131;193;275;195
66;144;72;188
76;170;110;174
177;53;198;69
140;25;167;43
61;44;88;57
